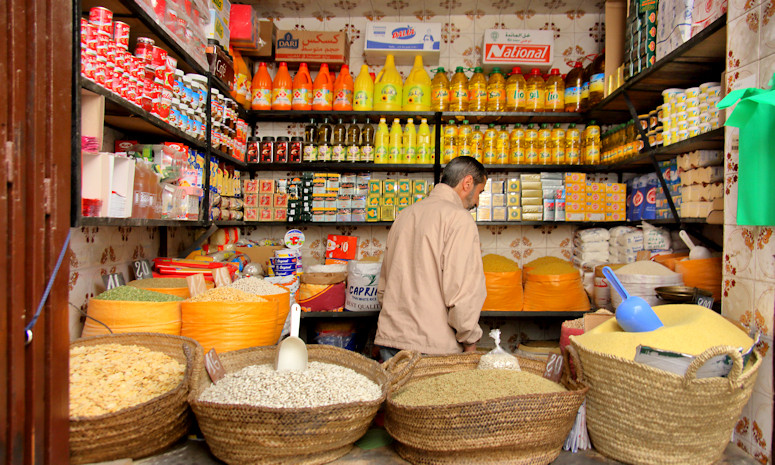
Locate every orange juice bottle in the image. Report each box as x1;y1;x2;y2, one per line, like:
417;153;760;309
292;62;313;111
312;64;333;111
230;47;247;104
251;61;272;111
333;64;354;111
271;62;293;110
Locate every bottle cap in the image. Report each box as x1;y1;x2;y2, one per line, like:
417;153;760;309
530;68;542;75
550;68;560;75
511;66;522;74
474;67;483;73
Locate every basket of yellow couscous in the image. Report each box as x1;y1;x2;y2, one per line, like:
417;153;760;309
569;304;760;465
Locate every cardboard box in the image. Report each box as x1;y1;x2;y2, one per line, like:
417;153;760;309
566;201;585;213
229;4;260;51
364;22;441;65
241;20;276;58
366;206;379;221
275;30;349;67
482;29;554;71
585;212;605;221
476;207;492;221
508;206;522;221
566;182;586;194
565;172;586;184
206;0;231;48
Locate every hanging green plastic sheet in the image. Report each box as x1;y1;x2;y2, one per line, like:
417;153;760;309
717;75;775;226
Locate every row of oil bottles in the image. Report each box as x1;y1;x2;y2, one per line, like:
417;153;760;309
296;117;603;165
230;49;606;113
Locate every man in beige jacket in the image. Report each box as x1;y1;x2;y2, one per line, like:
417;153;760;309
375;156;487;359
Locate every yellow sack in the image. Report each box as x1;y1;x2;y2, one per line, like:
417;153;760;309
181;298;279;353
482;270;523;312
523;272;590;312
129;282;214;299
82;300;182;337
675;257;723;301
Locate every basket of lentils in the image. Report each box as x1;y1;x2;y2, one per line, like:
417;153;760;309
189;344;390;465
383;351;588;465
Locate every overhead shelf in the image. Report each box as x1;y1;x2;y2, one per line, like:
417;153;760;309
210;147;247;167
250;110;439;124
444;112;584;124
249;162;435;172
480;163;598;173
76;217;206;227
300;311;591;319
600;127;724;171
587;15;727;124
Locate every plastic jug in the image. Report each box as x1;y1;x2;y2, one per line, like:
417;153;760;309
231;47;252;108
496;125;509;164
526;68;545;112
388;119;403;163
402;56;432;111
292;63;312;111
442;120;457;163
471;125;484;163
457;119;473;159
545;68;565;113
251;61;272;111
353;64;373;111
483;124;497;164
509;124;525;164
272;62;293;110
333;64;354;111
403;118;417;163
449;67;469;111
431;67;450;111
505;67;527;112
564;62;584;112
374;118;389;164
312;64;333;111
417;118;432;164
468;67;487;112
374;55;403;111
486;68;506;112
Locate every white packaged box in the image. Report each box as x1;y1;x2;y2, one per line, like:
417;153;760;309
481;29;554;71
657;0;693;61
691;0;727;36
364;23;441;65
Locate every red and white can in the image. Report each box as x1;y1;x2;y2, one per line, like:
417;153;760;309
128;77;139;104
105;63;116;92
95;31;110;58
88;7;113;35
167;9;179;35
80;18;88;50
106;41;117;65
113;21;130;50
82;50;97;80
165;56;177;88
94;57;107;87
83;23;97;51
134;37;155;64
158;85;173;119
176;16;187;38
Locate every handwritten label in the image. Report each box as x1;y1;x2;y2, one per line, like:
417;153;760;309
186;274;207;298
542;353;564;383
696;295;714;309
213;267;232;287
132;259;153;280
102;273;126;290
204;348;226;383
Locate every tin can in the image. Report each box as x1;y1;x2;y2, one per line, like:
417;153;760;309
167;9;180;35
94;57;107;86
89;7;113;35
134;37;155;64
113;21;130;50
290;137;303;162
82;50;97;80
95;31;110;58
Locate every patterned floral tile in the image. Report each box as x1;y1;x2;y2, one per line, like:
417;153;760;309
750;391;773;463
724;225;757;279
522;225;549;249
478;225;500;249
725;173;740;225
725;126;740;174
545;224;574;248
450;33;481;68
545;246;573;261
450;14;476;35
496;224;522;249
722;276;756;327
727;62;760;92
729;0;762;21
755;227;775;282
759;50;775;89
728;10;762;72
754;280;774;338
754;335;774;397
499;12;527;29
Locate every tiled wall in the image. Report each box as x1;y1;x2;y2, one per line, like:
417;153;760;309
724;0;775;461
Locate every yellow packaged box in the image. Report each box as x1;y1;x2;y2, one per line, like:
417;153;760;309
521;189;543;198
522;204;543;214
586;182;605;193
398;179;412;195
508;206;522;221
507;178;521;192
479;193;492;208
521;197;542;206
606;192;625;203
381;206;396;221
522;181;543;191
565;172;586;183
586;201;605;213
367;196;381;206
492;206;507;221
586;192;603;203
490;180;505;194
366;206;379;221
476;207;492;221
605;182;626;193
368;180;382;195
397;196;411;207
566;212;585;221
566;201;585;213
413;180;428;195
520;173;541;182
567;192;585;203
507;193;520;206
383;179;398;196
522;212;543;221
605;211;626;221
380;196;396;206
585;212;605;221
606;202;626;212
566;182;586;194
412;194;425;204
492;194;506;207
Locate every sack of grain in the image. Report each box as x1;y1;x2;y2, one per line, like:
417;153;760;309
482;255;523;312
82;286;183;337
345;261;382;312
298;272;347;312
524;260;590;312
609;260;683;308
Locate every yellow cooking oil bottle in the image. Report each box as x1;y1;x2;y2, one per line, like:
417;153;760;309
471;125;484;163
403;118;417;163
486;68;506;112
550;123;566;164
509;123;526;164
374;117;389;164
565;123;581;164
545;68;565;113
583;120;601;165
505;67;527;112
403;55;432;111
457;119;473;159
449;67;469;111
442;120;458;163
374;55;403;111
496;125;510;164
468;67;488;112
526;68;545;112
483;124;498;164
524;123;539;164
388;118;403;163
417;118;432;164
537;123;552;164
353;64;374;111
431;67;450;111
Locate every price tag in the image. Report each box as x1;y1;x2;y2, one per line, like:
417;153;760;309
542;353;564;383
204;348;226;383
213;267;232;287
186;274;207;298
102;273;126;290
696;295;714;309
132;259;153;280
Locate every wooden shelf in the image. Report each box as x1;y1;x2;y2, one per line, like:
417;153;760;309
249;110;439;124
444;111;583;124
248;162;435;172
600;127;724;171
210;147;247;167
76;217;206;227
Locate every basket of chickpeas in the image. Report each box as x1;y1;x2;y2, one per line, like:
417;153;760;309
69;332;203;464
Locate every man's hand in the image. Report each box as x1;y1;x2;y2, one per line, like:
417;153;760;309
462;343;477;353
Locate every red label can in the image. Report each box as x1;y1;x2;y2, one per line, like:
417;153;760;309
82;51;97;80
94;57;107;86
247;140;259;163
289;138;303;162
260;138;274;163
95;32;110;58
134;37;155;64
113;21;130;50
84;23;97;51
88;7;113;35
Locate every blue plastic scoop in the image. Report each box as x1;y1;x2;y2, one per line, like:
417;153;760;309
603;266;664;332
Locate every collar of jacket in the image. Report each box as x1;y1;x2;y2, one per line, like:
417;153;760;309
429;183;465;210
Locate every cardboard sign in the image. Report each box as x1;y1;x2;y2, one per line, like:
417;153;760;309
213;267;232;287
204;348;226;383
186;274;208;298
274;30;349;66
481;29;554;71
542;353;564;383
132;259;153;280
102;273;126;290
207;44;234;87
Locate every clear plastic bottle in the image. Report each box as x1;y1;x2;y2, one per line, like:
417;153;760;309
449;67;469;111
374;117;389;164
417;118;432;164
526;68;545;112
431;67;450;111
496;125;510;164
584;120;601;165
483;123;498;164
442;120;458;163
346;119;361;162
486;68;506;112
525;123;539;164
509;123;526;164
468;67;488;112
565;123;581;164
537;123;552;164
332;118;347;162
581;63;591;111
505;67;527;112
550;123;566;164
544;68;565;113
588;52;605;107
471;125;484;163
457;119;473;159
564;62;584;112
303;118;318;161
361;117;375;162
388;118;403;164
317;117;332;145
403;118;417;164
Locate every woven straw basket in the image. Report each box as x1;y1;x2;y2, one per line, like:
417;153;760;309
70;332;203;465
384;351;588;465
189;344;390;465
568;341;762;465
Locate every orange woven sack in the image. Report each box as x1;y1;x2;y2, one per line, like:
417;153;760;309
523;272;590;312
82;300;181;337
482;270;523;311
675;257;723;300
131;282;214;299
260;288;291;340
181;298;279;353
653;252;690;271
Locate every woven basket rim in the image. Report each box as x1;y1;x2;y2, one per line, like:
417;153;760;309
189;344;388;413
70;332;199;422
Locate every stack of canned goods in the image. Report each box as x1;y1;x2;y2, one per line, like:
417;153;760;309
660;82;722;145
210;90;249;161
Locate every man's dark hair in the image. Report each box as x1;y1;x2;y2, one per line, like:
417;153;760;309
440;156;487;187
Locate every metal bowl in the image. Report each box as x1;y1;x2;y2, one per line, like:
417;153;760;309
655;285;713;303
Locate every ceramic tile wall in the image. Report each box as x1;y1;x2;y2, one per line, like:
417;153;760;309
724;1;775;461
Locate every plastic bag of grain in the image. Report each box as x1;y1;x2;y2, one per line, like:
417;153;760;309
523;260;590;312
481;255;523;312
610;260;683;308
345;260;383;311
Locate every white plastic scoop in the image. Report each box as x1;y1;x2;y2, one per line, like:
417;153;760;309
679;230;712;260
275;304;308;372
